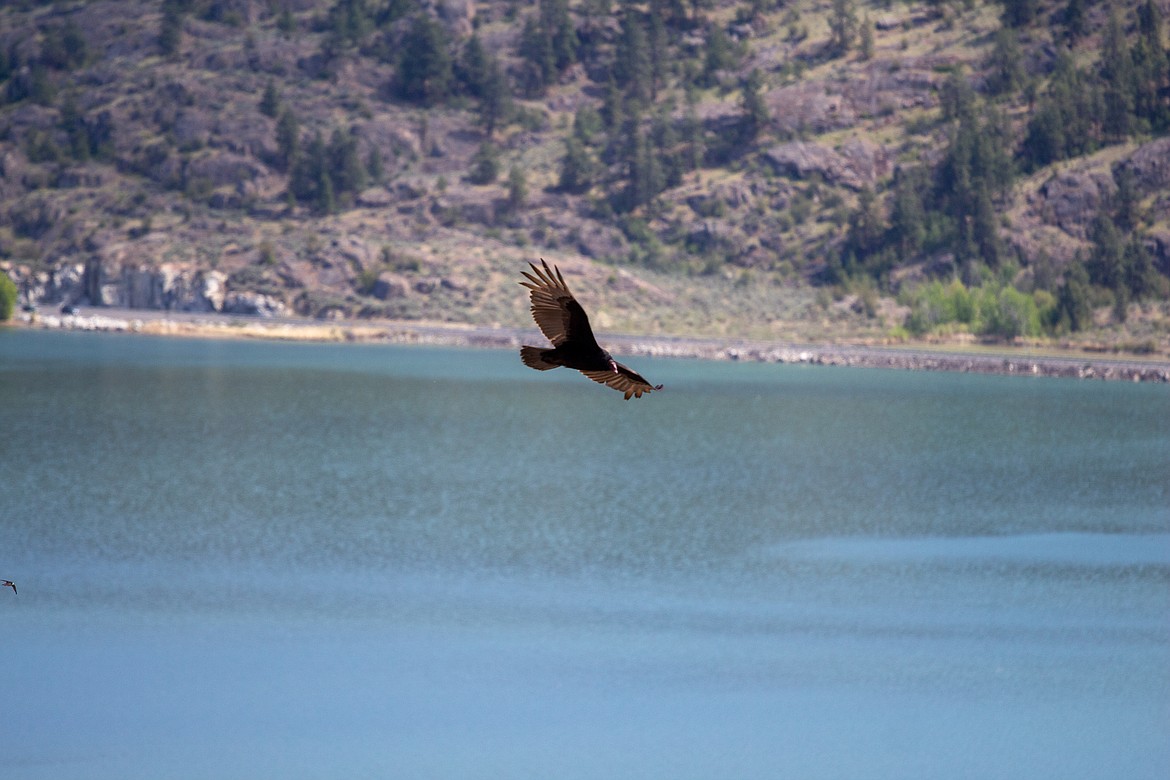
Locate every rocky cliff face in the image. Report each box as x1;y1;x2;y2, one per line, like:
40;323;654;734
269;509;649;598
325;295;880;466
4;256;288;317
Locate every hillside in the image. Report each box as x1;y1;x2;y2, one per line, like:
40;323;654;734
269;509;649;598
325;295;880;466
1;0;1168;352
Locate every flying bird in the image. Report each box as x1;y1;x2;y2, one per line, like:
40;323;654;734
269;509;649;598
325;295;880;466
1;580;15;595
519;259;663;400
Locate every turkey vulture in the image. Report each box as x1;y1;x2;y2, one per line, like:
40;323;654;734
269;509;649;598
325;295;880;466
1;579;15;595
519;259;663;400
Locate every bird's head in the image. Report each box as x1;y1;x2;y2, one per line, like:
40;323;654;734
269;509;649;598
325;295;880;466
608;358;619;374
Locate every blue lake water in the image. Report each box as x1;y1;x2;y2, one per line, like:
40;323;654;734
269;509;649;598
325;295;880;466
1;328;1168;779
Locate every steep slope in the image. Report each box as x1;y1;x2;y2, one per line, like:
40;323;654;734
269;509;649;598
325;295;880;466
1;0;1167;350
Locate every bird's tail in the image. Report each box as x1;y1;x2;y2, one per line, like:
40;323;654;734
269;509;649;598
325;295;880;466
520;346;559;371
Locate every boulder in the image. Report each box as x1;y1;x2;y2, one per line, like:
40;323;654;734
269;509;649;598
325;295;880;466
764;83;857;135
371;272;408;300
222;291;286;317
764;141;882;190
1038;171;1116;239
185;151;267;189
1118;138;1170;194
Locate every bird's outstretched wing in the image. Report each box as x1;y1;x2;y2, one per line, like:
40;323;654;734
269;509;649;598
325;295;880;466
580;362;664;400
519;259;598;349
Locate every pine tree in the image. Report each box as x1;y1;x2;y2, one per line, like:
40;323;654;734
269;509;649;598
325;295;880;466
395;13;453;106
277;7;296;36
290;131;336;213
476;56;512;137
60;93;90;162
159;2;184;57
1021;52;1102;169
1002;0;1039;28
615;6;652;104
1062;0;1086;40
328;127;366;197
829;0;858;56
317;168;336;214
325;0;374;51
573;105;603;145
682;86;705;171
1100;10;1135;140
517;15;554;97
1056;259;1092;332
41;20;88;71
700;23;735;86
275;109;299;171
971;187;1002;268
601;77;624;131
559;135;598;193
890;166;928;258
1124;236;1167;299
739;68;768;143
647;10;668;100
1113;164;1139;232
457;34;490;98
468;142;500;185
1087;213;1125;291
259;80;281;118
624;128;663;211
987;27;1025;96
843;187;884;266
86;111;115;161
651;105;683;188
1022;100;1065;169
366;145;384;184
1133;0;1169;131
939;70;976;123
507;165;528;212
542;0;577;74
859;16;874;61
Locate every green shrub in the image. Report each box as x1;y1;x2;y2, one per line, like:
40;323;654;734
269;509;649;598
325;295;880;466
467;142;500;185
0;272;17;321
981;285;1041;340
905;279;1043;339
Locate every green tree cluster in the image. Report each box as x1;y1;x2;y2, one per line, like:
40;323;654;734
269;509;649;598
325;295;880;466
1022;1;1169;170
903;279;1047;340
835;79;1014;286
286;126;372;213
393;13;453;106
517;0;578;97
458;35;512;136
2;17;91;106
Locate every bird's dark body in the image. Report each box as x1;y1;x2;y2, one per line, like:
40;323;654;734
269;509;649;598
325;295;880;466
519;259;662;399
523;343;614;373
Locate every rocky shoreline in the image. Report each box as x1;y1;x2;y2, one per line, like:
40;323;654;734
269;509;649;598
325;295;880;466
11;308;1170;384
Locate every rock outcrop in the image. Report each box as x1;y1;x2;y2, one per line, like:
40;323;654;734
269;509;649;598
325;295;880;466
763;140;889;191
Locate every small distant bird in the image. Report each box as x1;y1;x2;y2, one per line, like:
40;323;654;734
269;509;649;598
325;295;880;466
1;580;15;595
520;259;663;400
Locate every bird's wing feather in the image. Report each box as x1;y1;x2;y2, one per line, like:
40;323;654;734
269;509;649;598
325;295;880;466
580;362;663;400
519;260;598;348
